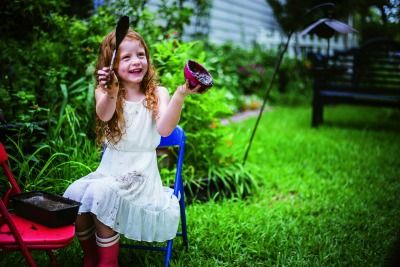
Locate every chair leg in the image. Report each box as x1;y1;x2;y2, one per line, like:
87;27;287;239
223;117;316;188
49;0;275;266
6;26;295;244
312;94;323;127
21;248;37;267
179;193;189;249
46;250;59;267
164;239;173;267
0;200;37;267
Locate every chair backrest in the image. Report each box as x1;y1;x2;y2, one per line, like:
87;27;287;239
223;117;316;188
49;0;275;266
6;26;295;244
0;142;76;267
0;142;8;163
159;126;185;148
0;143;22;205
158;126;186;197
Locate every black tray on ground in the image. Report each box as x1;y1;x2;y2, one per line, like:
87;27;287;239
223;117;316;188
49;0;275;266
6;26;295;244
11;191;81;228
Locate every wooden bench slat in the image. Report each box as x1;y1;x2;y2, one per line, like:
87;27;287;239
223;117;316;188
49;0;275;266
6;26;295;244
320;91;400;102
308;38;400;127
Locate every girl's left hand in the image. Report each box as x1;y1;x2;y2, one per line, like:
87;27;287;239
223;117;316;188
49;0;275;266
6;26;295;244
177;80;203;96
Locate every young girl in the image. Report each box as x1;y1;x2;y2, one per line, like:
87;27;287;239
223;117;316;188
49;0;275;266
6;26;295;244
64;28;201;267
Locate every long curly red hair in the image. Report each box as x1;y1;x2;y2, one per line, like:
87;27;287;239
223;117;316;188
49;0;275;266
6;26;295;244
95;29;159;146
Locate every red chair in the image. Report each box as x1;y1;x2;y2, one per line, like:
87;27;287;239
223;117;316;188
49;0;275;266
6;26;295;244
0;142;76;267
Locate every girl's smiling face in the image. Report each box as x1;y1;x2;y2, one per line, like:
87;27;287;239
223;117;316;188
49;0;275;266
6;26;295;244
117;38;148;89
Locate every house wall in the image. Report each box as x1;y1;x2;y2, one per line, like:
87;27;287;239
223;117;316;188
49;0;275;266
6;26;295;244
93;0;358;57
200;0;357;57
200;0;279;46
256;26;358;58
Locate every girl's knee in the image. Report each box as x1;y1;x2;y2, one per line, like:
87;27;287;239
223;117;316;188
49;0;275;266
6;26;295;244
75;213;94;231
94;216;116;238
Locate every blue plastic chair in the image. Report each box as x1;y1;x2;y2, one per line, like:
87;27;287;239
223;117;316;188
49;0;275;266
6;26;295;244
102;126;188;266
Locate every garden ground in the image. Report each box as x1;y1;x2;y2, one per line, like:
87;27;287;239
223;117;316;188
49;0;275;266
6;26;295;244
2;104;399;267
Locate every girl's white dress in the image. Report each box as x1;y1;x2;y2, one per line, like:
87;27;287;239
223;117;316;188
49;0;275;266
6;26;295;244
63;99;180;242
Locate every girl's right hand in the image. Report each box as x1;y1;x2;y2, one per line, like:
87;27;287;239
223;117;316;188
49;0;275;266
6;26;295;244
97;67;111;86
97;67;119;95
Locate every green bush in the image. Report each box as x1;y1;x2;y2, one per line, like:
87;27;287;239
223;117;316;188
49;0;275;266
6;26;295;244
269;56;313;105
1;1;258;200
0;5;115;151
204;42;312;109
152;39;257;198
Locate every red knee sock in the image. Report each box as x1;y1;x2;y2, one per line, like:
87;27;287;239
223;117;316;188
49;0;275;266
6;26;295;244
76;225;97;267
96;232;120;267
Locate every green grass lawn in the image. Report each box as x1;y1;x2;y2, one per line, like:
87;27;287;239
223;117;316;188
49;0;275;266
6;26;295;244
2;104;400;267
173;105;400;267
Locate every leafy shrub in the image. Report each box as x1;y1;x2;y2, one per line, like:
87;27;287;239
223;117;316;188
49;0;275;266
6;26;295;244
205;43;313;107
152;39;258;198
205;43;276;96
0;7;115;153
269;56;313;105
1;1;258;200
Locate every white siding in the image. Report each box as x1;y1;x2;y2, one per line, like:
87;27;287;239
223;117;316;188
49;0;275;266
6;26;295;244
256;28;358;58
93;0;358;55
206;0;278;45
204;0;357;54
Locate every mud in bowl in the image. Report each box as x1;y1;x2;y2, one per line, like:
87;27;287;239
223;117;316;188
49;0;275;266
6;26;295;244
11;191;81;228
183;60;213;93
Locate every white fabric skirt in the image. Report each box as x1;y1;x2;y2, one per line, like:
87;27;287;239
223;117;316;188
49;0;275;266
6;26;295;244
64;150;180;242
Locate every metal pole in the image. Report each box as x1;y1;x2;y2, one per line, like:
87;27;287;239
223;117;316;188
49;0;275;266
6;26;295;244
242;31;294;165
242;2;337;166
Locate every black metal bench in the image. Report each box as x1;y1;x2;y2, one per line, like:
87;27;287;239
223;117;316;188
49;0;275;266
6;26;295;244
308;38;400;127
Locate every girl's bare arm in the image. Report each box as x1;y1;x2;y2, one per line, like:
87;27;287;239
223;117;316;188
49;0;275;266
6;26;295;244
156;83;201;136
95;68;119;122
